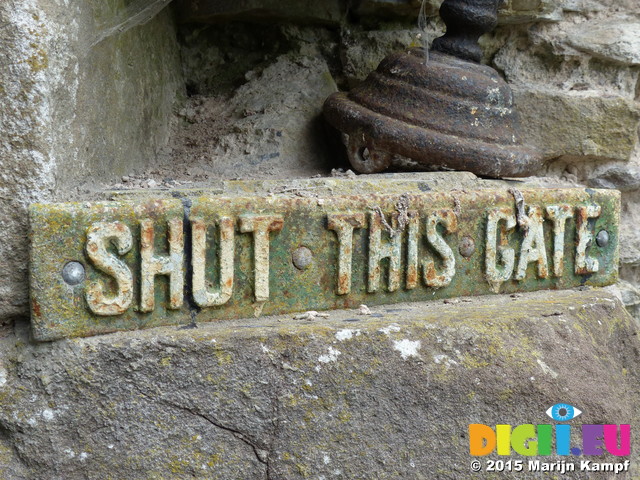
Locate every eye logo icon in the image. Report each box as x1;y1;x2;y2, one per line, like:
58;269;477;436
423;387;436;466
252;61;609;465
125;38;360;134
546;403;582;422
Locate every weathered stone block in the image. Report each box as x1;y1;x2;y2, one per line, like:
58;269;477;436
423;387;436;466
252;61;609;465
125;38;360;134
498;0;562;24
513;86;640;162
561;0;606;13
0;0;183;318
564;20;640;66
0;289;637;478
567;0;639;11
617;280;640;322
589;163;640;192
341;28;433;86
617;191;640;270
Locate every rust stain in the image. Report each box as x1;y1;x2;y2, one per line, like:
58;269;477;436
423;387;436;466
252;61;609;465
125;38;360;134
406;266;418;289
141;221;153;248
425;267;437;283
337;273;350;295
323;48;541;177
32;298;41;317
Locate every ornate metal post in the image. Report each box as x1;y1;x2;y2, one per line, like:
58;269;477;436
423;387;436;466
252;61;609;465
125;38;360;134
323;0;541;178
432;0;500;63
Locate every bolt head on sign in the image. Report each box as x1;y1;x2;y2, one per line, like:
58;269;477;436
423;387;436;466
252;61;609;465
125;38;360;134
29;185;619;340
62;261;85;286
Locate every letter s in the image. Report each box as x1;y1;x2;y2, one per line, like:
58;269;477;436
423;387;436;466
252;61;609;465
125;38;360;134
85;222;133;316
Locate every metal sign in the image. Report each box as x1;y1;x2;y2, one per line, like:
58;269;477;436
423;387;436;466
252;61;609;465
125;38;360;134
30;187;619;340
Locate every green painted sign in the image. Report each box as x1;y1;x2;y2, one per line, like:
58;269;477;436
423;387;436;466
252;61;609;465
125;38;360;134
30;185;619;340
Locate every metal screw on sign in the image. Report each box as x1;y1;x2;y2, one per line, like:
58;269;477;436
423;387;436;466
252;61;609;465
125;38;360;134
459;236;476;258
596;230;609;248
292;246;314;270
62;261;85;286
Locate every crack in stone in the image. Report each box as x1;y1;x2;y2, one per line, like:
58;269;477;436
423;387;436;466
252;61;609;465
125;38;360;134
126;357;285;478
160;399;270;477
265;384;283;480
125;381;273;478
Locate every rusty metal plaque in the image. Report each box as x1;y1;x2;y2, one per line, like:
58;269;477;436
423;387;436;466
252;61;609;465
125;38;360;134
30;187;619;340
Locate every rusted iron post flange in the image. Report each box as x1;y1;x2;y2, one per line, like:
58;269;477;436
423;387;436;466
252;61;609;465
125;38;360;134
323;0;542;178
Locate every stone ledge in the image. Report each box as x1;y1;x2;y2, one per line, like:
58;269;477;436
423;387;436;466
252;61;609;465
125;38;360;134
0;288;638;478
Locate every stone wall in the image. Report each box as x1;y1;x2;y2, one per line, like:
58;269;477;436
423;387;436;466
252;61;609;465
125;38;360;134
0;0;183;319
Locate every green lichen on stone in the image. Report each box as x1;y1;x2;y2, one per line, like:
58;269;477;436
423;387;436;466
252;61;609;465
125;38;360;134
25;45;48;72
0;289;638;478
515;86;640;161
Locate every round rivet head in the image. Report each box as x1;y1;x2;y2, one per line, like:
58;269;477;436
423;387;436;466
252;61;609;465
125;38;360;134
292;247;313;270
459;236;476;258
596;230;609;248
62;261;85;286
